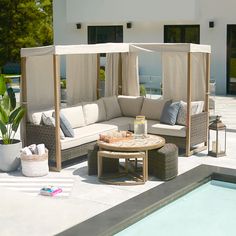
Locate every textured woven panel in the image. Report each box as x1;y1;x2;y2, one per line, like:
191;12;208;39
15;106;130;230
150;112;208;150
26;124;56;161
148;143;178;180
88;144;119;175
190;112;208;146
26;123;97;167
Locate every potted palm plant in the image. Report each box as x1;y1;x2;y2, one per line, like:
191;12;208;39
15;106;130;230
0;75;26;171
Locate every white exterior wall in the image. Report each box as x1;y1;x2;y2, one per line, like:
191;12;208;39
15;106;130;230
197;0;236;95
54;0;236;95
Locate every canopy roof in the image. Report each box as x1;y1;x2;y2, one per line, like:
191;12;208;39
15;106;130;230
21;43;211;57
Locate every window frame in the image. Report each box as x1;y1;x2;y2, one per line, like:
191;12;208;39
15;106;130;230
164;25;200;44
88;25;123;44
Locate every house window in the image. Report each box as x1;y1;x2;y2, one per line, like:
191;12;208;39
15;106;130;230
88;26;123;44
164;25;200;44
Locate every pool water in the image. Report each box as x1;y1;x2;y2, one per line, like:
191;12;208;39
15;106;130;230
115;181;236;236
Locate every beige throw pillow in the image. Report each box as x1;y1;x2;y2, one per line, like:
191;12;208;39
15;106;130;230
118;95;144;117
140;98;169;121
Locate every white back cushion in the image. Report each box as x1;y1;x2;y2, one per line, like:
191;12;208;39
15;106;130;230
118;95;144;117
140;98;168;121
61;105;85;128
83;99;106;125
102;96;122;120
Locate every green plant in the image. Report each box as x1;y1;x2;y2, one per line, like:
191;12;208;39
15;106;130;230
100;68;105;81
60;79;66;89
0;75;7;95
0;77;26;144
140;84;147;97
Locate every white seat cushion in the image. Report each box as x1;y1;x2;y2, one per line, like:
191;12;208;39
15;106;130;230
147;120;186;137
118;95;144;117
101;117;135;131
61;105;85;128
102;96;122;120
82;99;106;125
140;98;169;121
60;123;118;150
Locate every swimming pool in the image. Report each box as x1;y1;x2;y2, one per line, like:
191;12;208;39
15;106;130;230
115;180;236;236
58;165;236;236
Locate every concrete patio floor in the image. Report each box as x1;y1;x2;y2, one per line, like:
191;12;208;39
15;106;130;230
0;96;236;236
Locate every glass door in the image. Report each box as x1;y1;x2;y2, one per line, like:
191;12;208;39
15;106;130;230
227;25;236;94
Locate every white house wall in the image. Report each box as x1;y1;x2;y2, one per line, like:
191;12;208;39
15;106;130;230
54;0;236;95
66;0;196;23
197;0;236;95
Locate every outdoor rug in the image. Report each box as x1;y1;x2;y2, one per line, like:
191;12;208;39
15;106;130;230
0;176;75;197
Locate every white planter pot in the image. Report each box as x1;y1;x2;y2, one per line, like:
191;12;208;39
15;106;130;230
0;140;22;172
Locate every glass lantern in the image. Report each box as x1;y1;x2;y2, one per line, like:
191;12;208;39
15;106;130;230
134;116;147;139
208;116;226;157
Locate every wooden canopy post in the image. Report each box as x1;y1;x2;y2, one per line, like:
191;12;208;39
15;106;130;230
53;55;62;171
20;57;27;147
186;52;192;157
205;53;211;147
118;53;122;95
96;54;100;99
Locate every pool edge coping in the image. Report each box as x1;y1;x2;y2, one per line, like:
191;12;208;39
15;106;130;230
57;165;236;236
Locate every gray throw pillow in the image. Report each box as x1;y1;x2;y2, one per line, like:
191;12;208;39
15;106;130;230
160;101;180;125
176;101;203;126
53;112;74;137
41;113;65;139
41;113;55;126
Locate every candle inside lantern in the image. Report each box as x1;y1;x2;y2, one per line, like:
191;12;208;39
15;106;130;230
212;141;221;153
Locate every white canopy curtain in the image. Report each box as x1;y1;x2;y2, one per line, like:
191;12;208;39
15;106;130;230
25;55;54;113
66;54;98;105
105;52;139;96
121;52;140;96
162;52;188;101
162;52;206;102
191;53;206;101
105;53;121;96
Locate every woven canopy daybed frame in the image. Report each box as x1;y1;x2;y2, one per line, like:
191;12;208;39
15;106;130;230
20;43;211;171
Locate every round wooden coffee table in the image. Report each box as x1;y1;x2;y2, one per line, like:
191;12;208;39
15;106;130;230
97;134;165;185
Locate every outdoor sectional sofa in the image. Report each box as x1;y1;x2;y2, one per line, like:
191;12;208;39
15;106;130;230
26;95;208;168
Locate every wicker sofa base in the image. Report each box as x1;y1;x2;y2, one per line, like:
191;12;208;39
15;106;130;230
153;111;208;155
26;123;98;167
26;111;208;169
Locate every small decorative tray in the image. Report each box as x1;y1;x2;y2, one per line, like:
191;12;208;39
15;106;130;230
99;131;133;143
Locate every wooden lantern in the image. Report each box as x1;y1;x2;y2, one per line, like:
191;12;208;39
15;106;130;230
208;116;226;157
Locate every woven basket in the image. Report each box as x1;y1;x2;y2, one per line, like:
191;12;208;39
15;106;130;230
20;150;49;177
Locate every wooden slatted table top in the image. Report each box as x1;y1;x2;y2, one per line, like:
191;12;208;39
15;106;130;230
97;134;165;152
